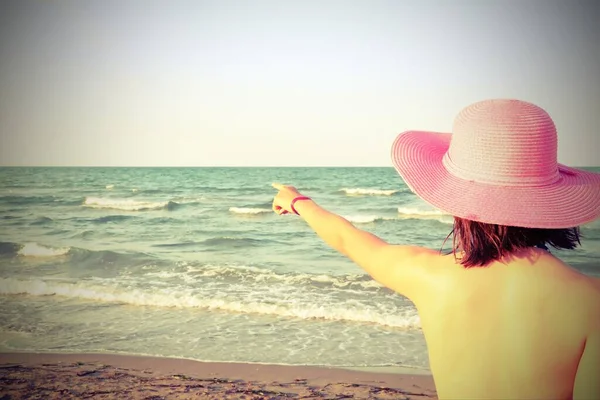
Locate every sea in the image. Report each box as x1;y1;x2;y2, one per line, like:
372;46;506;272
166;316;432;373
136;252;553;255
1;167;599;371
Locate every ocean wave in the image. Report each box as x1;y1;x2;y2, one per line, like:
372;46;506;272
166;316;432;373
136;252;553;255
83;197;180;211
327;207;453;225
66;247;155;267
397;207;453;224
1;241;154;267
343;215;381;224
152;241;203;248
173;196;205;205
397;207;446;216
151;237;275;250
343;212;451;225
182;264;383;290
30;216;54;226
340;188;398;196
199;237;275;248
0;276;420;328
92;215;137;224
229;207;271;215
0;195;57;205
17;243;70;257
0;242;21;256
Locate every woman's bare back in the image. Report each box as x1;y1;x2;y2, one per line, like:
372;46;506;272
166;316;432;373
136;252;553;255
415;249;600;399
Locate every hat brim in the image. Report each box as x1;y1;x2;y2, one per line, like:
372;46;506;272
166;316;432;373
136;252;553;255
391;130;600;229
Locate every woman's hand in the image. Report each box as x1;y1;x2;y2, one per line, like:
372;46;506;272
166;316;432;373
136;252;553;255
271;183;305;215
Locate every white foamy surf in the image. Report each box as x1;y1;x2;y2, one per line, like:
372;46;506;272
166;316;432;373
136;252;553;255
397;207;446;216
344;215;380;224
341;188;398;196
181;264;384;290
83;197;171;211
0;277;420;329
17;243;70;257
397;206;453;224
229;207;271;215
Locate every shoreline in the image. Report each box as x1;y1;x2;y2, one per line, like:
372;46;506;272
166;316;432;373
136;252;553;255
0;349;432;375
0;351;437;399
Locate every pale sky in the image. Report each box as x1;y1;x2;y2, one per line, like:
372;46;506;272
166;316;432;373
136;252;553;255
0;0;598;167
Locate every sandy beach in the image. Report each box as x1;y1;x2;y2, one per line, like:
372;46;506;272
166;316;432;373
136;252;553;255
0;352;437;399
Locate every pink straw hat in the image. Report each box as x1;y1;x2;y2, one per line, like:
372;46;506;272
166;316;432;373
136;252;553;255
391;99;600;229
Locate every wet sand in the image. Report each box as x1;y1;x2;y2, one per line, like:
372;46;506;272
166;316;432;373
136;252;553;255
0;352;437;399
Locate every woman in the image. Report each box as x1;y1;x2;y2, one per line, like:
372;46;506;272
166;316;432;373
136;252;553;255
272;99;600;399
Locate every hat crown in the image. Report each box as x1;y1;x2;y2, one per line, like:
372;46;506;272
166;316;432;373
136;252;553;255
443;99;559;186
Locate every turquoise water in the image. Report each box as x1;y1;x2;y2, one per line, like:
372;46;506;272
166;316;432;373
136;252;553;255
1;167;599;369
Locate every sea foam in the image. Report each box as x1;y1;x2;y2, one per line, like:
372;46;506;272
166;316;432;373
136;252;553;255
182;264;383;290
83;197;176;211
397;207;445;216
343;215;380;224
229;207;271;215
0;277;420;329
18;243;70;257
397;206;452;224
341;188;398;196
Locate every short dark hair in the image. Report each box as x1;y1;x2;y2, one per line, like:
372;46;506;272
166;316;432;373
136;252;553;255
445;217;581;267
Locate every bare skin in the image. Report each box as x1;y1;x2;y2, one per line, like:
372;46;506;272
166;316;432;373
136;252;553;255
272;184;600;400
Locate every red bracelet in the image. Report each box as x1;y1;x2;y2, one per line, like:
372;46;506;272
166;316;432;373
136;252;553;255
290;196;312;215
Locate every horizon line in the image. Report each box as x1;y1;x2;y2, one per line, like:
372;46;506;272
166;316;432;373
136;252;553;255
1;165;598;169
0;165;397;168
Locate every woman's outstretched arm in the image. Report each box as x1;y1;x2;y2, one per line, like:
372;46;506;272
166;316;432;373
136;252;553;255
271;183;434;299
